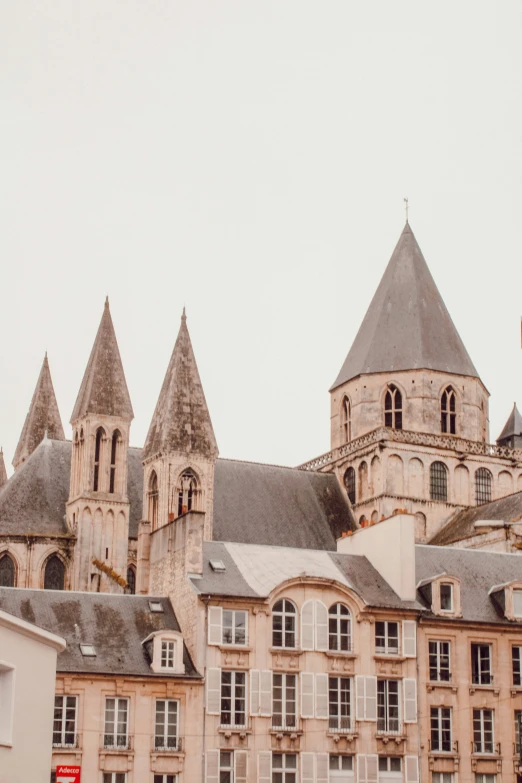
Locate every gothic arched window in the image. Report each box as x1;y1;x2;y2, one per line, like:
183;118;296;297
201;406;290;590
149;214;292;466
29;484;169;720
177;470;198;517
475;468;492;505
93;427;105;492
343;467;356;504
384;385;403;430
342;397;351;443
441;386;457;434
430;461;448;502
126;565;136;595
0;553;15;587
109;430;121;494
44;555;65;591
148;471;159;530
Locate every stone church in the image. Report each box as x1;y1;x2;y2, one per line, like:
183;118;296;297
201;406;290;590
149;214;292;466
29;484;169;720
0;222;521;592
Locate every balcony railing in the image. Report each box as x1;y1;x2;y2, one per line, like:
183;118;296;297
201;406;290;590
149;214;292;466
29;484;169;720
472;741;501;755
328;717;354;733
272;717;298;731
428;740;459;754
101;734;132;750
152;736;183;752
377;720;403;737
375;645;401;656
298;427;522;472
52;734;81;749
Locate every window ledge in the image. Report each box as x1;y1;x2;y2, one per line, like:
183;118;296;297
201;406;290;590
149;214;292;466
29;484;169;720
269;727;303;737
469;684;499;695
511;686;522;697
373;654;406;662
218;726;251;737
427;681;458;693
218;645;252;653
428;751;460;760
327;731;358;741
325;651;357;660
269;647;303;656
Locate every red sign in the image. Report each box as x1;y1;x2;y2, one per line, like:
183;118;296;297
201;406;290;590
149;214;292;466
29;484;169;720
56;766;81;783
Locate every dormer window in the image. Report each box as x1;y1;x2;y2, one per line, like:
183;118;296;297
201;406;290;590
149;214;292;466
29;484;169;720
418;574;461;617
440;583;453;612
161;640;176;669
514;590;522;618
145;631;185;674
490;582;522;621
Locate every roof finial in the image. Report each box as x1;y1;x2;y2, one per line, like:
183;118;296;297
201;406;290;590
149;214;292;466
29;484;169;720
182;306;186;322
404;197;409;224
105;295;109;308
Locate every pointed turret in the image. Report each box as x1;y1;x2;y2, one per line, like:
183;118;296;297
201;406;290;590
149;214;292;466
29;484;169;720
0;448;7;487
331;223;479;389
13;354;65;469
142;310;218;461
71;298;134;422
497;403;522;448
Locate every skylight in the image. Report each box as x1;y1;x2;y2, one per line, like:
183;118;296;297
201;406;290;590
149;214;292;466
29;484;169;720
149;600;164;613
80;644;96;657
210;559;226;573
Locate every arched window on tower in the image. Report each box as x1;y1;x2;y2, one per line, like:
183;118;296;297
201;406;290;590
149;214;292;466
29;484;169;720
430;461;448;502
44;555;65;590
384;385;403;430
109;430;121;494
343;467;356;504
126;565;136;595
475;468;492;505
0;553;15;587
441;386;457;434
177;470;198;517
148;471;159;530
93;427;105;492
342;397;351;443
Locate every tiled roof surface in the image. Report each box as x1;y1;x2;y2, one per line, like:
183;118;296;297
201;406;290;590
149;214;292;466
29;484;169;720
429;491;522;546
497;403;522;443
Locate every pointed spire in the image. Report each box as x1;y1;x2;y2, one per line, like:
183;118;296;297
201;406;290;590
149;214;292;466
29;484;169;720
71;300;134;422
497;402;522;444
331;222;479;389
13;354;65;469
142;310;218;461
0;448;7;488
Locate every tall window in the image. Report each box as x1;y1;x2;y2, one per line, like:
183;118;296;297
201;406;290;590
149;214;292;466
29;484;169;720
328;676;352;732
471;644;492;685
148;471;159;530
378;758;402;777
272;599;297;648
93;427;104;491
512;646;522;686
440;583;453;611
377;679;400;734
0;553;15;587
514;709;522;754
103;776;126;783
475;468;492;505
329;756;353;780
343;467;356;505
441;387;457;434
104;697;129;749
375;621;399;655
432;775;453;783
213;751;245;783
342;397;351;443
475;776;496;783
161;640;176;669
109;430;120;494
44;555;65;591
473;709;494;753
53;695;77;747
126;566;136;595
384;385;402;430
429;641;451;682
177;470;197;516
272;674;297;730
272;754;297;783
328;604;352;652
431;706;452;752
430;462;448;502
223;610;247;645
155;699;179;750
220;671;246;728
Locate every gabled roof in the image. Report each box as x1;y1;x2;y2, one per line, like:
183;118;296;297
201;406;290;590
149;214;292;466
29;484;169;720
13;354;65;469
331;223;480;389
0;449;7;488
497;403;522;443
428;491;522;546
142;311;218;461
71;299;133;422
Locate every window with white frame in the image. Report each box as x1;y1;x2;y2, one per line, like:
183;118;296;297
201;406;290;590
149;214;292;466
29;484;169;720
375;621;399;654
103;775;126;783
104;697;129;748
272;753;297;783
220;671;246;727
218;751;234;783
155;699;179;750
161;640;175;669
440;583;453;611
206;749;247;783
328;676;352;732
378;757;402;779
377;679;400;734
432;775;453;783
153;777;176;783
223;610;248;645
513;646;522;686
272;673;297;730
430;706;452;752
514;590;522;618
329;755;354;781
272;600;297;649
471;644;492;685
514;709;522;754
473;708;494;753
53;695;77;747
328;604;352;652
429;640;451;682
475;776;495;783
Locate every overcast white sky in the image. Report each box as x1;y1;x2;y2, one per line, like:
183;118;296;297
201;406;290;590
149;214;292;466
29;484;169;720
1;1;521;474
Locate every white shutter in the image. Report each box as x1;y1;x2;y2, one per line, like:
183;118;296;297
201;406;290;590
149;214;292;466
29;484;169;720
402;621;417;657
235;750;248;783
206;668;221;715
300;672;315;719
403;678;417;723
250;670;260;716
260;670;272;716
301;600;315;650
316;753;329;783
366;755;378;783
205;749;220;783
208;607;222;645
258;750;272;783
315;673;328;719
357;755;367;783
355;675;365;721
405;756;419;783
365;676;377;721
315;601;328;651
301;752;315;783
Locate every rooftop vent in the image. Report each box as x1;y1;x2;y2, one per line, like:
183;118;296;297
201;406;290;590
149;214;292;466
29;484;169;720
80;644;96;657
210;559;226;573
149;600;164;613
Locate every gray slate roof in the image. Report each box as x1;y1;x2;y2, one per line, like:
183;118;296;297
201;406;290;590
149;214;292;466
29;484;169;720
416;544;522;625
497;403;522;443
71;299;134;422
0;449;7;489
0;587;199;677
13;354;65;469
142;311;218;462
429;491;522;546
331;223;479;389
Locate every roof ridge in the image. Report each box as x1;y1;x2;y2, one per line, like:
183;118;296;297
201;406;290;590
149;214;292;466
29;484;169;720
217;456;298;471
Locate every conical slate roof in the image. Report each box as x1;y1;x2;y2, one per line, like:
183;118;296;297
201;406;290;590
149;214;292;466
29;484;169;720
142;310;218;461
71;299;133;422
13;354;65;469
331;223;479;389
0;449;7;487
497;403;522;443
